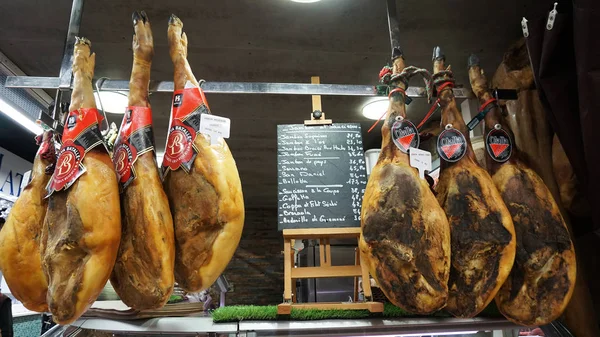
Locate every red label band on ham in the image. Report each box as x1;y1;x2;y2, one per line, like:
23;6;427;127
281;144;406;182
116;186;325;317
46;108;106;195
113;106;155;189
162;87;210;174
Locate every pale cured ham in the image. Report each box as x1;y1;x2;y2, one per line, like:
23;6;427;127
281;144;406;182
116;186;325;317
360;55;451;314
109;11;175;310
163;15;244;292
41;38;121;324
468;55;576;326
0;131;55;312
432;47;516;318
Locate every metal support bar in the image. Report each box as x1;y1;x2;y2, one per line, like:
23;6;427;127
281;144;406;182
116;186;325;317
58;0;84;90
6;76;485;99
47;0;84;129
386;0;403;60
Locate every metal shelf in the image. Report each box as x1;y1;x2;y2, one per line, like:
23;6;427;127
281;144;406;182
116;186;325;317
70;316;237;335
66;316;518;336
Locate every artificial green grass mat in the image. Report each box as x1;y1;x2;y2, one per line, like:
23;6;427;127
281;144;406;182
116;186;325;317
212;302;502;323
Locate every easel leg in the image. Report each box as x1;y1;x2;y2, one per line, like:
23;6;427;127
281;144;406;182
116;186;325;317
324;238;331;266
359;250;373;300
290;246;297;303
284;239;292;302
354;248;359;302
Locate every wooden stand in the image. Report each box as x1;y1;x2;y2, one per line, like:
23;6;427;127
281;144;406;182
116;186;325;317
277;228;383;315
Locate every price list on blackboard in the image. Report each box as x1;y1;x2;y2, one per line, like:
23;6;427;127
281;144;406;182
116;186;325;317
277;123;368;230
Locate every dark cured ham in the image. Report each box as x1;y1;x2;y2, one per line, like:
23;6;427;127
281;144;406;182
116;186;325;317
360;56;451;314
468;55;576;326
432;48;516;318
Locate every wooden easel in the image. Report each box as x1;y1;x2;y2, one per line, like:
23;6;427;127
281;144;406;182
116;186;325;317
278;77;383;315
278;228;383;314
304;76;332;126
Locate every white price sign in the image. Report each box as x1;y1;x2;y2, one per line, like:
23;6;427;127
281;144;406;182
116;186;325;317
200;114;231;145
409;147;431;179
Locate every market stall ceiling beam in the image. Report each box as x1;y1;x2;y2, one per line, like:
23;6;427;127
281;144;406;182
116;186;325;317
6;76;478;98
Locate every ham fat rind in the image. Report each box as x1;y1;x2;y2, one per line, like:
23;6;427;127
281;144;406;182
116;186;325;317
164;15;244;292
0;131;55;312
468;56;576;326
432;48;516;318
41;38;121;324
360;56;451;314
109;11;175;310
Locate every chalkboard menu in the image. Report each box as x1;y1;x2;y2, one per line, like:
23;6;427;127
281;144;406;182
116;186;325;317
277;123;368;230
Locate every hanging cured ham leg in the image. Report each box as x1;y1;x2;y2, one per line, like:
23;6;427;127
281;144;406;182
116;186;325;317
109;11;175;310
41;38;121;324
164;15;244;292
0;131;55;312
360;55;451;314
468;55;576;326
432;47;516;318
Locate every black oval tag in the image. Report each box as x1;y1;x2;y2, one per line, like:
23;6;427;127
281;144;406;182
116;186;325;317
486;127;512;162
391;119;419;153
437;128;467;162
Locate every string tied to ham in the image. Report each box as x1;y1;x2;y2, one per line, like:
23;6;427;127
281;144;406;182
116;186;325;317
466;98;498;131
416;81;455;131
369;65;434;133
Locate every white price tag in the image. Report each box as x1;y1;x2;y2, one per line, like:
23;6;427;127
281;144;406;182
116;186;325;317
200;114;231;145
409;147;431;179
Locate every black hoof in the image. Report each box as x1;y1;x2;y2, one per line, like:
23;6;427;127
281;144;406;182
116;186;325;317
432;46;445;61
468;54;480;68
132;11;142;25
169;14;180;24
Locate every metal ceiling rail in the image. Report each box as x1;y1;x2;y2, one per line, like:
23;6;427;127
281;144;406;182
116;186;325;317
4;76;478;98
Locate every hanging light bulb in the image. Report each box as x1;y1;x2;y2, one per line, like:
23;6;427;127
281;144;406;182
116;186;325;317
93;91;128;114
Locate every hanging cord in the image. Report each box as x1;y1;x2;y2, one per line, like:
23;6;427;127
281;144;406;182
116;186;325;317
466;97;498;130
94;77;117;134
416;81;455;130
368;65;433;133
409;68;458;132
366;87;407;133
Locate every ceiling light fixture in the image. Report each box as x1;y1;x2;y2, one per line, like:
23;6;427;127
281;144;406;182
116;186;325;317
361;98;389;120
0;96;43;134
155;151;164;167
94;91;129;114
290;0;321;3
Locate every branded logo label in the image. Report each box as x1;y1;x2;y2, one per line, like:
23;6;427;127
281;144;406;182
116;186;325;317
391;119;419;153
486;127;512;162
46;108;105;196
163;125;196;171
162;87;210;175
437;128;467;162
173;93;183;107
48;144;85;193
113;106;154;189
67;115;77;129
114;143;134;185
